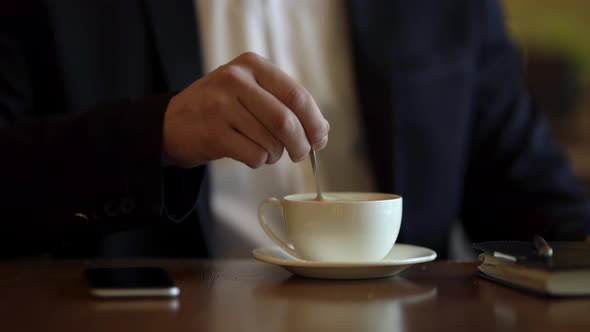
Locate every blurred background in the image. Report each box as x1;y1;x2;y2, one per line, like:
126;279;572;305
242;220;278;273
502;0;590;188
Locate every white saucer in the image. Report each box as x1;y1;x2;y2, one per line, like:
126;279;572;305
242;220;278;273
252;244;437;280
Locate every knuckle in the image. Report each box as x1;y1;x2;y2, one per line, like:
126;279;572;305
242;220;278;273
283;87;309;112
217;65;244;84
216;65;252;93
202;92;230;113
270;113;296;137
236;51;262;66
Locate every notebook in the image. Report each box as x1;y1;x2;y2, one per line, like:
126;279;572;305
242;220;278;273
473;240;590;297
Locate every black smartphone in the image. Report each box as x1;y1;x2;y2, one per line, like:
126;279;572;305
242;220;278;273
84;267;180;298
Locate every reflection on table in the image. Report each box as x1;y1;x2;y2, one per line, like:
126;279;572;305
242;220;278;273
1;260;590;332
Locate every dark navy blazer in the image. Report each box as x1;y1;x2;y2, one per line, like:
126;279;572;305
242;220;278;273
1;0;589;258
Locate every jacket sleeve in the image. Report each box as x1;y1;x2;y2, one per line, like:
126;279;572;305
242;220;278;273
0;95;186;234
462;0;590;241
0;2;204;243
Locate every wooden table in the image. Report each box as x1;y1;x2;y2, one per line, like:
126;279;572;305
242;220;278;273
1;260;589;332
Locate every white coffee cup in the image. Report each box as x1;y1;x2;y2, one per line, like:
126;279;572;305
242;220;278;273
257;192;402;262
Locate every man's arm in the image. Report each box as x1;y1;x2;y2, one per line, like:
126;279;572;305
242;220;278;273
0;2;188;239
0;95;181;236
1;2;330;247
462;0;590;241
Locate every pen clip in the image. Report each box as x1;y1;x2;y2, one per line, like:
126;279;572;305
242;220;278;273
534;235;553;257
492;251;517;262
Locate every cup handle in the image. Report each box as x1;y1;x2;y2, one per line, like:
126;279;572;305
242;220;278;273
258;197;303;259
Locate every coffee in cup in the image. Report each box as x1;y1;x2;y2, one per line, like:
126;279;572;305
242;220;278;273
257;192;402;262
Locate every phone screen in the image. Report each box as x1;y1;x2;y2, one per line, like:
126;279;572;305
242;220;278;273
85;267;179;298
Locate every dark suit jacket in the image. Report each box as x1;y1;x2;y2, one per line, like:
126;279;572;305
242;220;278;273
1;0;589;258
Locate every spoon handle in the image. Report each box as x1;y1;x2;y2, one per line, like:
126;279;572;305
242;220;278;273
310;150;324;200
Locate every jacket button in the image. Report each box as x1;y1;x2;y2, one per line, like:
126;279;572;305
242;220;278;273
104;201;118;217
120;197;136;214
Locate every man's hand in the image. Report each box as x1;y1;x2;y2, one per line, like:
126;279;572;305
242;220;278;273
162;52;330;169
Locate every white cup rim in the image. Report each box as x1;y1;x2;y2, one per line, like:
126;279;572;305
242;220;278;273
283;192;401;203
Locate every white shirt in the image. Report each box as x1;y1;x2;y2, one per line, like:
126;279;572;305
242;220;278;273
195;0;375;257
